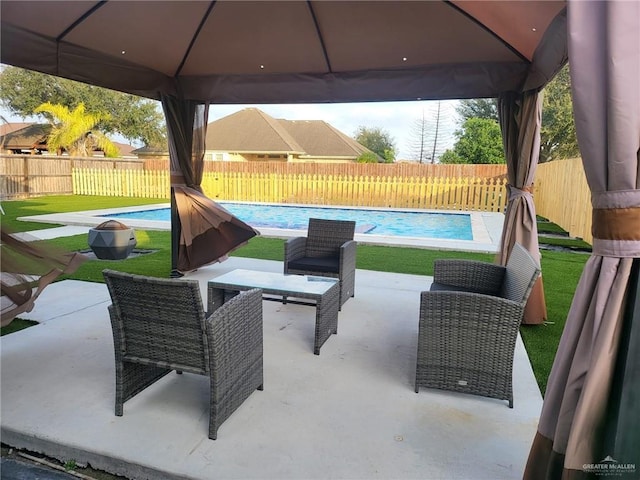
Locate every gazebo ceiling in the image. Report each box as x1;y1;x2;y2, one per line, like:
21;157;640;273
0;1;567;103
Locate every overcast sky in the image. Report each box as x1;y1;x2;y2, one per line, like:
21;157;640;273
1;99;461;160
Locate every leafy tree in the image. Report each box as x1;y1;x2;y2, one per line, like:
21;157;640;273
439;149;465;164
455;67;579;163
456;98;498;123
354;126;396;162
440;118;504;164
34;102;119;157
0;66;166;146
356;152;379;163
540;64;579;162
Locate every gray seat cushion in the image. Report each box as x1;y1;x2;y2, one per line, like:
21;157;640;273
288;256;339;274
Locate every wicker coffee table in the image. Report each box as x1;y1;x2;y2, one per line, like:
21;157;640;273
207;269;340;355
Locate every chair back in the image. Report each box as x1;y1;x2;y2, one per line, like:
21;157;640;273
305;218;355;258
103;269;208;373
500;243;541;305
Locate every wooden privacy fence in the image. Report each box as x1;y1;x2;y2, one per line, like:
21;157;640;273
73;168;509;212
0;154;143;199
1;155;506;199
1;156;74;198
73;168;169;198
534;157;592;244
144;159;508;178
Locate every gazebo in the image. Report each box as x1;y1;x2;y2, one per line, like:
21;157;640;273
1;1;638;477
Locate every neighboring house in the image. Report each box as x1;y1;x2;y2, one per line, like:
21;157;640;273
0;122;134;157
204;108;374;163
0;123;50;154
112;141;137;159
0;122;34;137
130;145;170;160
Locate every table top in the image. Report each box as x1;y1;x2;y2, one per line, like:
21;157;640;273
208;269;338;296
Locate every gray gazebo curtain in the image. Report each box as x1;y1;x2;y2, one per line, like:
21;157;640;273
161;94;258;273
524;0;640;477
498;90;548;325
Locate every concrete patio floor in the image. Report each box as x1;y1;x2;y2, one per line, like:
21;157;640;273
1;256;542;480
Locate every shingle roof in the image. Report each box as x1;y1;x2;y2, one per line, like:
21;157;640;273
205;108;304;154
112;141;136;157
205;108;370;158
131;145;168;155
278;119;370;158
0;124;50;149
0;122;33;136
0;123;135;157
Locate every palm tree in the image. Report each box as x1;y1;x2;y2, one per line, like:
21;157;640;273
33;102;119;157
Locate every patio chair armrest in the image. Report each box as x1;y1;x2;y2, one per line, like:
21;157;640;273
420;290;524;326
432;259;505;295
206;288;263;361
339;240;357;272
284;236;307;264
107;304;124;353
419;290;524;363
206;288;264;438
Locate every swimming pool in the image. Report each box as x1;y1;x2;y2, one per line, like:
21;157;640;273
104;202;473;241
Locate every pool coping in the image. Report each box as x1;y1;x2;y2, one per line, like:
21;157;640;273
18;203;504;253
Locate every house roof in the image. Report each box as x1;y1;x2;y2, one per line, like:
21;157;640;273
0;124;50;149
112;141;136;157
131;145;170;156
205;108;371;158
0;122;33;136
0;123;135;157
206;108;304;154
278;119;370;158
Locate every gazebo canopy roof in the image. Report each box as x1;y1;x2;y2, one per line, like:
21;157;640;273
0;1;567;104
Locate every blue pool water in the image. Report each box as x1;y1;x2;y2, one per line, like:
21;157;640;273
105;203;473;240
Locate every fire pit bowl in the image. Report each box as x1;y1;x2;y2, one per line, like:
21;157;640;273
88;220;137;260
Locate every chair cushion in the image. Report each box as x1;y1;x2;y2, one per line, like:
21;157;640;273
287;256;339;274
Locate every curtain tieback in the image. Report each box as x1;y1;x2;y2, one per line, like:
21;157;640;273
592;207;640;241
171;175;204;195
171;174;188;187
507;184;533;202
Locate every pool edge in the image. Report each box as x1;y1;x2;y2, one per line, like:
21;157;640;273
17;203;503;254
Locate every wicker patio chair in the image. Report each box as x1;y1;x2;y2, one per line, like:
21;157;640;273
103;269;264;440
284;218;356;308
414;243;541;408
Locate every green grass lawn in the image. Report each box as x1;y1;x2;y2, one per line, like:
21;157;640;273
0;319;38;336
1;195;589;396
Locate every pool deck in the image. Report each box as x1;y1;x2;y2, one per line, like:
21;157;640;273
18;204;504;253
1;256;541;480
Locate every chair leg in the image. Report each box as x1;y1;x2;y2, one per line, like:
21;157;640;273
115;361;171;416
